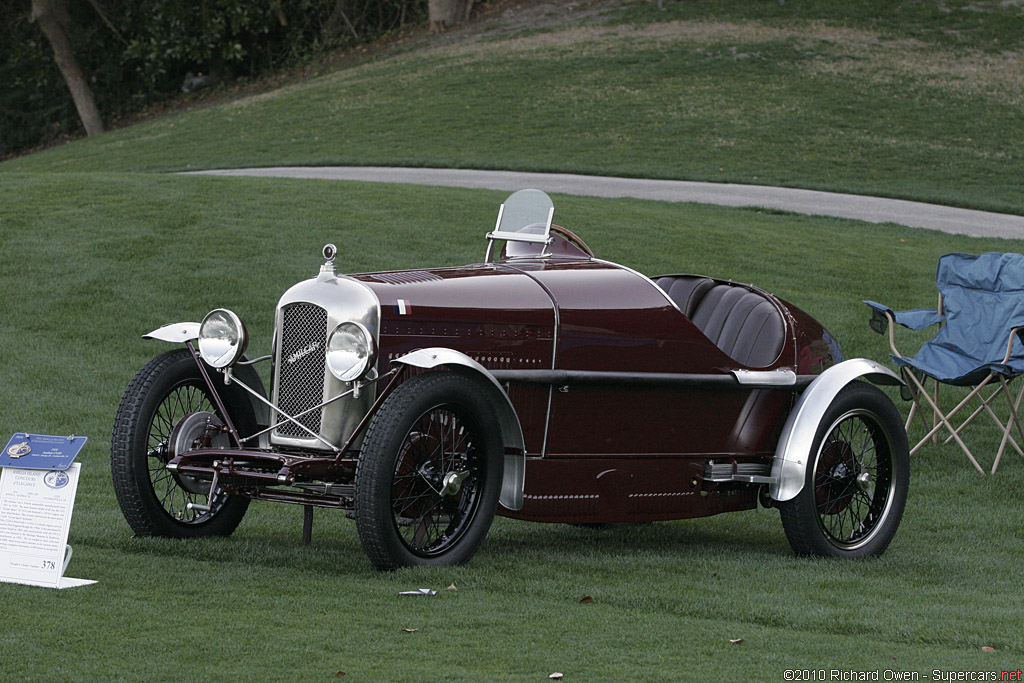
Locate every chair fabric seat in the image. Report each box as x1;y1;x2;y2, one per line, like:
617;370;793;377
866;253;1024;386
864;251;1024;473
655;275;785;368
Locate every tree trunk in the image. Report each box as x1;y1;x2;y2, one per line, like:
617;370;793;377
428;0;474;32
31;0;104;136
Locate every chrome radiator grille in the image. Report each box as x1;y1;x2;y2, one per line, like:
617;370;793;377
275;303;329;438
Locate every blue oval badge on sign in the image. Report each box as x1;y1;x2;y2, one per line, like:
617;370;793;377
43;470;70;490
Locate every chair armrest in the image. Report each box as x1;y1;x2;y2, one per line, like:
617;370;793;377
864;300;946;360
1001;327;1024;364
864;301;945;332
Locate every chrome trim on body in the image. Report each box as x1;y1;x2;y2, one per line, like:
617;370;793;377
769;358;904;502
490;368;813;389
704;460;775;484
731;368;798;386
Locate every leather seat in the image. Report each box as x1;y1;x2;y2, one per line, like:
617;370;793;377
655;276;785;368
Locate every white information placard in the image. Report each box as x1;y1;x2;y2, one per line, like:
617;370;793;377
0;463;95;589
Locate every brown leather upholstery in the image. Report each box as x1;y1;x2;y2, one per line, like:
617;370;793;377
655;276;785;368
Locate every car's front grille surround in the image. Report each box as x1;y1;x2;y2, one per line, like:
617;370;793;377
275;303;328;438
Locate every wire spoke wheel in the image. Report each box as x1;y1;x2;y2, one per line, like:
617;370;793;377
355;371;502;570
812;409;895;550
111;348;252;538
779;381;909;558
391;406;483;556
146;381;228;524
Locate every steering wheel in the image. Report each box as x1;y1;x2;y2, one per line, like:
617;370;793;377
550;225;595;257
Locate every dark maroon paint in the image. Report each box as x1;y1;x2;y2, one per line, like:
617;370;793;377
172;229;840;525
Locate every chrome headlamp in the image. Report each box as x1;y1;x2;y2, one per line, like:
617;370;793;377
198;308;248;368
326;321;376;382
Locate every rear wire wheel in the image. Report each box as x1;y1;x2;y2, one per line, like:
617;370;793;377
355;371;503;570
111;348;254;537
779;381;909;558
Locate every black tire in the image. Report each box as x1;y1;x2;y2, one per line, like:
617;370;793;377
111;348;254;537
355;371;503;570
778;381;909;558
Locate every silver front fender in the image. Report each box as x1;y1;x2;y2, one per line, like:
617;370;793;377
393;347;526;512
142;321;270;430
769;358;903;502
143;321;200;342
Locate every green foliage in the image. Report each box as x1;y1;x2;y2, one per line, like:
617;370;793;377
0;0;426;156
120;1;279;91
0;6;76;154
117;0;424;93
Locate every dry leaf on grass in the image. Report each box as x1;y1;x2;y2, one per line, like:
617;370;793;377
579;595;593;603
981;646;995;653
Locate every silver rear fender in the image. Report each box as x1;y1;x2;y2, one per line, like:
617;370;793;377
770;358;904;502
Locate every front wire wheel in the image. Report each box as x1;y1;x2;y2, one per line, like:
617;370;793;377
779;381;909;558
355;371;503;570
111;348;253;537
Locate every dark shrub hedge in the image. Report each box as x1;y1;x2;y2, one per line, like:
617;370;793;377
1;0;426;156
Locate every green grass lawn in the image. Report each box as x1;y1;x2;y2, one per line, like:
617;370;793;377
2;0;1024;679
2;174;1023;680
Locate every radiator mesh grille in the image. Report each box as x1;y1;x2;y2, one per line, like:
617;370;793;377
275;303;328;438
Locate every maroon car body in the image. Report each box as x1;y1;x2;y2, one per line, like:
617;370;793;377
111;190;909;569
360;257;818;523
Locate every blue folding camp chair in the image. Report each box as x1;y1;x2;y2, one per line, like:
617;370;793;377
865;252;1024;473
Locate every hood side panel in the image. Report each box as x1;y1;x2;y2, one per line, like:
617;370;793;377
355;264;556;456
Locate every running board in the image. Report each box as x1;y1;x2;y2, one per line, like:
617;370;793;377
704;461;777;485
292;482;355;497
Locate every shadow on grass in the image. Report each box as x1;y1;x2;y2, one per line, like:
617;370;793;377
96;503;801;580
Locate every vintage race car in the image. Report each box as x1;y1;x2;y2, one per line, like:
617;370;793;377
111;189;910;570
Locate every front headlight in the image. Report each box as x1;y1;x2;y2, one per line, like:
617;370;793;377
198;308;247;368
326;321;376;382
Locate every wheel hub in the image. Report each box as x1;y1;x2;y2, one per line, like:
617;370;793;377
815;439;858;515
441;470;471;497
167;411;226;495
855;471;874;496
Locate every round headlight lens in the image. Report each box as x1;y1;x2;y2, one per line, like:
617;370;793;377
326;322;375;382
198;308;247;368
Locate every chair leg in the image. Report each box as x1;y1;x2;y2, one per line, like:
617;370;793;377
976;387;1024;457
944;401;986;444
992;377;1024;473
903;369;933;436
905;393;917;432
903;370;987;473
1008;378;1024;448
943;383;1023;457
905;372;938;453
